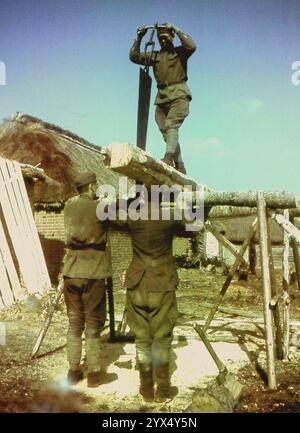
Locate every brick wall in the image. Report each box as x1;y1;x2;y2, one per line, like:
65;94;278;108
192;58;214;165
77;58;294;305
34;210;65;285
34;210;65;241
108;230;133;293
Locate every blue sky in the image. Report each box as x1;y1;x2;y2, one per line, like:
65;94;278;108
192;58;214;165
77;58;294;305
0;0;299;196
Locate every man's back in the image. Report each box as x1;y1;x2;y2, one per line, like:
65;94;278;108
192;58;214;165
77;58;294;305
63;194;111;279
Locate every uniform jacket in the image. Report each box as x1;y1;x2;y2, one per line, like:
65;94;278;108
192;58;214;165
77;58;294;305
111;202;188;291
129;31;196;104
62;193;112;279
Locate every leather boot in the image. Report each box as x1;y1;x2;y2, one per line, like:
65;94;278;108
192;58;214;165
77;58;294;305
87;370;102;388
161;153;175;167
175;162;187;175
154;363;178;402
174;144;187;174
67;369;83;385
139;364;154;402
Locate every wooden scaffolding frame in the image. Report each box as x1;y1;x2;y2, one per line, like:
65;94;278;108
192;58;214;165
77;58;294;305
203;191;300;389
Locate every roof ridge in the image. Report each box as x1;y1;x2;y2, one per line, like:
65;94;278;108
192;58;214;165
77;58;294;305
10;112;103;154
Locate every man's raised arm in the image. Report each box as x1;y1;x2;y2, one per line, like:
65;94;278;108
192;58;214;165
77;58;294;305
129;25;154;65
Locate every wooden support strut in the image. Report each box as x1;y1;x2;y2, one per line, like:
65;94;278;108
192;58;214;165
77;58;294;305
257;191;277;389
282;209;290;359
290;216;300;292
267;214;283;360
202;218;257;333
205;220;249;269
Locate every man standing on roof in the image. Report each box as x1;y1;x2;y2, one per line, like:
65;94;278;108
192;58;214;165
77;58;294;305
130;23;196;174
62;172;112;388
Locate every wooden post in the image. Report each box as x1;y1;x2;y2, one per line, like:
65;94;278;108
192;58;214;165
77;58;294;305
267;216;283;360
290;216;300;292
283;210;290;359
107;277;116;341
257;191;277;389
203;218;257;333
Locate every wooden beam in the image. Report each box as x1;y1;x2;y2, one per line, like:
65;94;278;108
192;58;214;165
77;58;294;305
101;143;199;188
204;191;296;209
208;206;257;220
101;144;297;209
257;191;277;389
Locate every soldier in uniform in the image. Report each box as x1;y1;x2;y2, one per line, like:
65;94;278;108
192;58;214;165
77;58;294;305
108;193;190;402
62;172;112;387
130;22;196;174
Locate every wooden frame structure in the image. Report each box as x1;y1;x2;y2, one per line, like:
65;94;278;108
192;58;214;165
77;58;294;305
204;193;300;389
101;143;300;389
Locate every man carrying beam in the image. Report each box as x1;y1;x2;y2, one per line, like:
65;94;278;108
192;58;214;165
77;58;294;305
62;172;112;387
106;190;196;402
130;23;196;174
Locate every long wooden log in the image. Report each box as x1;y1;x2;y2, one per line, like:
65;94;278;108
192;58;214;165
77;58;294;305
210;206;300;220
283;210;290;360
101;143;199;188
203;218;257;333
257;192;277;389
205;220;249;268
208;206;257;220
203;191;296;209
101;144;296;208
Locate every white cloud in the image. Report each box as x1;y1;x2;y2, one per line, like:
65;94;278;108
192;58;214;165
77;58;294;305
227;99;264;115
189;137;232;158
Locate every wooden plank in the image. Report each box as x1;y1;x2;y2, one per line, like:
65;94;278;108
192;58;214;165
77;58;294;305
202;218;257;333
0;250;14;306
257;191;277;389
283;209;290;359
0;159;39;294
12;161;51;291
5;161;43;288
0;218;23;299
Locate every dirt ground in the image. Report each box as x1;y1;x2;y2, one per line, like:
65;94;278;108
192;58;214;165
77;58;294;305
0;267;300;413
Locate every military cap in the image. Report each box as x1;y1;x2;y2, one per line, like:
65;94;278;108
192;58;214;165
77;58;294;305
74;172;97;188
157;25;175;39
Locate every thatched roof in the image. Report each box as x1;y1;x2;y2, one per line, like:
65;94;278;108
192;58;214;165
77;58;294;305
0;113;120;206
